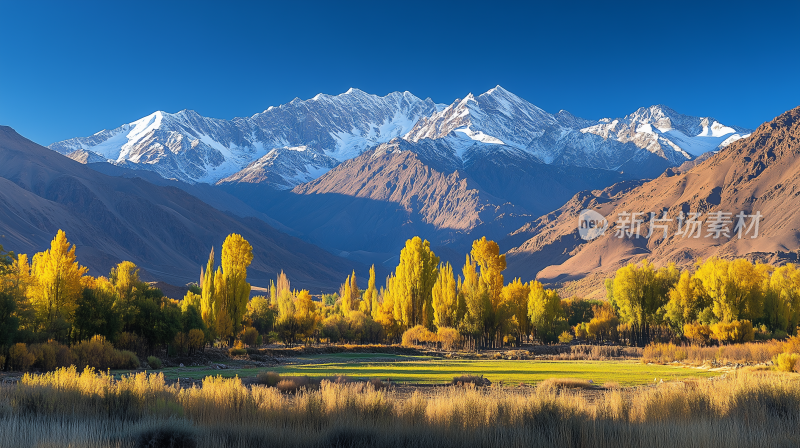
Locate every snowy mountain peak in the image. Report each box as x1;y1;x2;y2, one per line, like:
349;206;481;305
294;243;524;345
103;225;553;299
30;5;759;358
216;146;339;190
49;86;753;187
50;89;437;184
405;86;560;152
581;104;751;159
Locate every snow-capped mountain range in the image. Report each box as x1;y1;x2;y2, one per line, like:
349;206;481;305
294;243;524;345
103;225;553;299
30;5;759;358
49;86;751;187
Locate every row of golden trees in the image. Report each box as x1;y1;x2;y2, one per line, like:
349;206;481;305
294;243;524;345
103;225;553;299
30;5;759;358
0;231;254;355
605;258;800;344
255;236;578;348
6;230;794;356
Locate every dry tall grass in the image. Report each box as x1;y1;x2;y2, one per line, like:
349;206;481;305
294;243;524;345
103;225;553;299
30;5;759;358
643;341;786;364
2;367;800;447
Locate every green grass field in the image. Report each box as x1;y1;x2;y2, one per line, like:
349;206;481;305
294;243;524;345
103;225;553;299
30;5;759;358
155;354;718;386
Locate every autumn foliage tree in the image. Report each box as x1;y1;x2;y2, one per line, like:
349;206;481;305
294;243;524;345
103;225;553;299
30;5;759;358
220;233;253;341
502;278;531;342
388;237;439;330
197;234;253;345
432;262;459;329
29;230;88;338
339;270;359;316
528;281;564;343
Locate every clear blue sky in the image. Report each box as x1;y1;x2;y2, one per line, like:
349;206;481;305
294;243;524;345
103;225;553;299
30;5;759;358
2;0;798;146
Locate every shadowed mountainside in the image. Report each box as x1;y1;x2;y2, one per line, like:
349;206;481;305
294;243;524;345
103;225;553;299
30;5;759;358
0;126;365;292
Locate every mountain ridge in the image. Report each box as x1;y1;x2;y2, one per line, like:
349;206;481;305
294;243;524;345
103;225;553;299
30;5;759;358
50;86;751;187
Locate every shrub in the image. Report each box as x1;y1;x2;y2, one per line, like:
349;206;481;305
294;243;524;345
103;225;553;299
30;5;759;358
8;343;35;371
710;320;755;343
437;327;462;351
451;374;491;387
401;325;436;347
0;354;5;371
116;350;140;369
29;341;74;371
276;376;312;393
117;332;145;354
558;331;574;344
368;378;387;389
241;327;259;347
773;353;799;372
255;371;282;387
188;328;205;352
783;334;800;354
683;323;711;345
147;356;163;369
574;323;588;339
228;348;247;357
72;335;140;370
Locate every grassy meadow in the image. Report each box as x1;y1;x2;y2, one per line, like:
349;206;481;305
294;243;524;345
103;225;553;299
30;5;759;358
150;354;716;385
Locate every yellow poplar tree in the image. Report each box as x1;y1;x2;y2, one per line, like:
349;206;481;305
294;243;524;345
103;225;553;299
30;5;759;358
390;237;439;329
182;291;202;313
220;233;253;339
361;265;378;317
110;261;141;303
764;264;800;333
611;261;677;326
109;261;144;319
470;237;506;310
460;255;490;338
695;258;762;323
30;230;88;331
213;266;232;340
6;254;33;303
469;237;509;345
294;289;319;341
340;270;359;316
664;270;709;330
502;278;531;339
432;262;458;329
200;248;216;334
375;281;400;340
527;281;563;342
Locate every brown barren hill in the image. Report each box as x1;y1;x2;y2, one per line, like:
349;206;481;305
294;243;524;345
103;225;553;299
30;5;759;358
261;145;531;258
505;106;800;298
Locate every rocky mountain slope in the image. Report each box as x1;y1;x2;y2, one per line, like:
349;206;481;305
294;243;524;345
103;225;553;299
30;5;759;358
504;106;800;298
0;126;364;291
